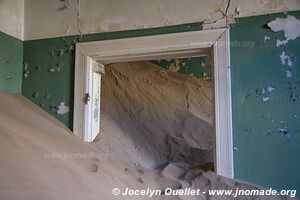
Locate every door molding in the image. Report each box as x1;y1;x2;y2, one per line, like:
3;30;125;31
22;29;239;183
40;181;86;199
74;28;234;178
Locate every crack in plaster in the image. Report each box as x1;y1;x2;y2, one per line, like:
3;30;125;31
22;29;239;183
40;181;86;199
76;0;83;38
203;0;239;29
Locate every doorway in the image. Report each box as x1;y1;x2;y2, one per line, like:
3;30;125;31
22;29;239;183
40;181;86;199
73;28;234;178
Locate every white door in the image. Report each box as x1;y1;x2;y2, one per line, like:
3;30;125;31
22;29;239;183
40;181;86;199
83;59;103;142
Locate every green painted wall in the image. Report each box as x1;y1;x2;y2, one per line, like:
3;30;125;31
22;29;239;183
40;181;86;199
0;31;23;93
231;11;300;192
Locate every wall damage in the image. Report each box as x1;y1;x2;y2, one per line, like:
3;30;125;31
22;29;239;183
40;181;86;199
23;0;300;40
266;15;299;79
268;15;300;47
57;102;70;115
203;0;240;29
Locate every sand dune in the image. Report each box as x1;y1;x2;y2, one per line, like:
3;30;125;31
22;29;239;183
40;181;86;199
0;93;150;200
0;61;295;199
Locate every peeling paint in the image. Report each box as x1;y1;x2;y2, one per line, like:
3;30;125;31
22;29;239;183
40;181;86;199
24;63;30;78
264;35;271;43
262;96;270;102
268;15;300;47
267;86;275;92
57;102;70;115
245;86;277;102
6;75;12;80
168;59;180;72
286;70;292;77
55;49;64;57
151;57;211;81
280;51;293;67
32;92;39;98
278;127;291;141
48;64;61;72
202;72;210;80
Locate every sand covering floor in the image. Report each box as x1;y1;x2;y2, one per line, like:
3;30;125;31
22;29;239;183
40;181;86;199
0;61;296;200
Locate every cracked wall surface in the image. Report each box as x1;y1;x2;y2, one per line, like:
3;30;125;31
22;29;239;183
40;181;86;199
24;0;300;40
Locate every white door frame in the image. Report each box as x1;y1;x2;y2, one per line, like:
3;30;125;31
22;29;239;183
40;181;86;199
73;28;234;178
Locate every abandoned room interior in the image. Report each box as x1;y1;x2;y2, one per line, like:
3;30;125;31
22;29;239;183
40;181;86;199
0;0;300;199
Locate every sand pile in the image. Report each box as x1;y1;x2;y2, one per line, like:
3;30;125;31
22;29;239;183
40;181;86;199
93;61;214;170
0;93;155;200
0;61;296;199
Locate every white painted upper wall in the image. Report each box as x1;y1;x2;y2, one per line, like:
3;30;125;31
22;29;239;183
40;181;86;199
0;0;24;40
21;0;300;40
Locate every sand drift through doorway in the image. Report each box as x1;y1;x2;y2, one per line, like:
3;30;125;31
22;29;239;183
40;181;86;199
73;28;233;178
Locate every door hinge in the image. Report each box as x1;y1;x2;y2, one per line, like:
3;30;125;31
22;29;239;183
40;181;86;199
84;93;90;105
